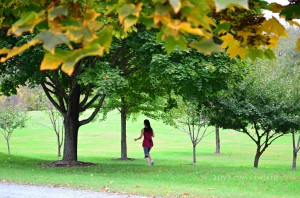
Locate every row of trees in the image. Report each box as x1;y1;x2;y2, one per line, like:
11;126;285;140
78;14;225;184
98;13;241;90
0;0;299;170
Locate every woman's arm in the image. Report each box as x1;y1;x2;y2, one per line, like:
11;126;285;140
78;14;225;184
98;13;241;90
152;130;155;138
134;129;144;141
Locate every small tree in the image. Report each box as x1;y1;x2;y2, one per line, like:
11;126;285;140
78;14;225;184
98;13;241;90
0;102;27;155
164;99;210;165
210;59;299;168
39;98;64;157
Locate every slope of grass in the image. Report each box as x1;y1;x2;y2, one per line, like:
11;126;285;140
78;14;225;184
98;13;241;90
0;111;299;197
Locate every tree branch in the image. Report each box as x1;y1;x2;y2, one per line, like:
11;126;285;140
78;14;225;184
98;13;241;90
41;83;66;116
79;95;106;126
243;127;257;143
79;84;92;108
120;65;141;76
80;94;101;112
267;133;284;146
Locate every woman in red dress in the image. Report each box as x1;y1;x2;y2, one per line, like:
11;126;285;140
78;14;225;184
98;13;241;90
134;119;155;166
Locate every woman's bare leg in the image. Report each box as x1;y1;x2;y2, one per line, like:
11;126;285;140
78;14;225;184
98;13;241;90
146;157;152;165
149;154;154;165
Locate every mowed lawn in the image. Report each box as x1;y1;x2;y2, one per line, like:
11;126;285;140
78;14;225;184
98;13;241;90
0;111;299;197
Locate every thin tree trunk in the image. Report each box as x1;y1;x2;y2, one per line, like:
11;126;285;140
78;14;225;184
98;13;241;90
6;139;10;155
62;83;80;161
193;144;196;164
57;136;61;157
292;131;297;171
292;151;297;171
215;126;220;154
120;96;127;159
254;145;261;168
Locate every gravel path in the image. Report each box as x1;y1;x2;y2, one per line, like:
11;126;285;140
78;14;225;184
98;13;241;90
0;183;144;198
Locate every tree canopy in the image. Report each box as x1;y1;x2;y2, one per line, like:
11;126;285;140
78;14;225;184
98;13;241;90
0;0;299;75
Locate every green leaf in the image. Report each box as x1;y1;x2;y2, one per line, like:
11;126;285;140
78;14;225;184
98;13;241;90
169;0;181;14
67;27;93;43
280;5;300;19
264;49;276;59
48;6;68;21
189;39;222;55
246;49;264;60
36;31;70;53
9;11;45;36
214;22;231;34
123;15;138;31
213;0;248;11
165;36;177;54
61;42;104;75
96;26;113;52
118;4;137;22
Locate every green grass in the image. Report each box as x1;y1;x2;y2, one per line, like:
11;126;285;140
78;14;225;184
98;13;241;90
0;111;299;197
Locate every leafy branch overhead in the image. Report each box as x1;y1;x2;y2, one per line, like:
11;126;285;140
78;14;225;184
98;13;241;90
0;0;298;75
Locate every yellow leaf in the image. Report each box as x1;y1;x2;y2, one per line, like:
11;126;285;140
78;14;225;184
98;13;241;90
179;23;204;36
40;52;64;71
237;31;254;42
259;17;287;37
288;20;300;28
297;38;300;52
0;39;41;62
268;35;279;49
268;3;285;13
227;44;246;59
220;33;235;49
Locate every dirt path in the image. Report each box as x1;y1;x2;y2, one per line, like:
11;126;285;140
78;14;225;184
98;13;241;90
0;183;145;198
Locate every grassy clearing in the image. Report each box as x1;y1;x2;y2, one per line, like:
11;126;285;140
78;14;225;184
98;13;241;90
0;111;299;197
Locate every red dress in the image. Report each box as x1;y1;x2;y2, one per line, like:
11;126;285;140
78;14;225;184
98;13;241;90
142;128;153;148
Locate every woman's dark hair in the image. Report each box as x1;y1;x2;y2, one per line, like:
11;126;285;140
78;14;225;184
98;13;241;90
144;119;152;132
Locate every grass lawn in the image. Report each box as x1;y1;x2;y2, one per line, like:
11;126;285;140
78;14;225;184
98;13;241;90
0;110;299;197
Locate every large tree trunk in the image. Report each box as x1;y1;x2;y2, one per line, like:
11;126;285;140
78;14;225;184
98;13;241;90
120;96;128;159
215;126;220;154
254;145;261;168
62;83;80;161
193;144;196;164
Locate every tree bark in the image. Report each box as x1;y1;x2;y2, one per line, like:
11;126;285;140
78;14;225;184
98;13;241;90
292;151;297;171
57;136;61;157
6;139;10;155
292;131;298;171
254;145;261;168
215;126;220;154
193;144;196;164
62;83;80;161
120;96;128;159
